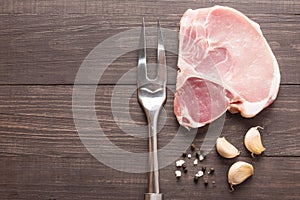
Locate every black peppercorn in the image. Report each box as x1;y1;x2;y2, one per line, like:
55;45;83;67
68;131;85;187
209;168;215;175
190;143;196;151
202;166;206;173
182;152;187;157
204;179;208;186
183;168;188;173
182;163;187;169
194;176;199;183
195;150;201;158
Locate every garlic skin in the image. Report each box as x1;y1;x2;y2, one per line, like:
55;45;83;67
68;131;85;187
244;126;266;157
216;137;240;158
228;161;254;190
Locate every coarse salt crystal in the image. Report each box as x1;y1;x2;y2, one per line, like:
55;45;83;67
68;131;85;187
195;170;204;178
175;160;185;167
175;170;182;178
193;159;198;166
199;155;205;161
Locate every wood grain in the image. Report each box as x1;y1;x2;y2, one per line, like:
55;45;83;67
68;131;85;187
0;154;299;200
0;85;299;200
0;0;299;199
0;0;299;15
0;85;299;157
0;9;299;85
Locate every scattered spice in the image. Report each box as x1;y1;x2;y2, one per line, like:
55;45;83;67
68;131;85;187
208;167;215;175
204;179;209;187
194;176;199;183
195;150;201;158
193;159;198;166
173;127;265;188
195;170;204;178
175;160;185;168
199;154;205;162
176;160;185;168
174;143;220;185
190;143;196;151
175;170;182;178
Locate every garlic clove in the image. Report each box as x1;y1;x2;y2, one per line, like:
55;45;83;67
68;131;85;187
216;137;240;158
244;126;266;157
228;161;254;191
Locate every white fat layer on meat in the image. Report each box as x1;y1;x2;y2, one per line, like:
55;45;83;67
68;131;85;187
239;99;269;118
179;102;227;129
179;105;205;129
261;33;281;102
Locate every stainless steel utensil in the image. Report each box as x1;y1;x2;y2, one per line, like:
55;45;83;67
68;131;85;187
137;18;166;200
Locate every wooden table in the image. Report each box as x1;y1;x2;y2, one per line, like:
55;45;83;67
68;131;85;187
0;1;299;199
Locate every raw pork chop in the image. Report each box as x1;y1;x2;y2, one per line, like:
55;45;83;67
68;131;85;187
174;6;280;128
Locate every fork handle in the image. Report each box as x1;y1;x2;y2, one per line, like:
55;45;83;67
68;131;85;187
145;193;163;200
145;110;163;199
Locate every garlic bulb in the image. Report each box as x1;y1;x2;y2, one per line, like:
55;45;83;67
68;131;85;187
216;137;240;158
244;126;266;157
228;161;254;190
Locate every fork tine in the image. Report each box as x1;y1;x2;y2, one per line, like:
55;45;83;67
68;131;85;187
157;19;166;84
137;17;147;84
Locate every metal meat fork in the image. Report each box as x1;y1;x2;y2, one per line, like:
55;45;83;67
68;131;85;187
137;18;166;200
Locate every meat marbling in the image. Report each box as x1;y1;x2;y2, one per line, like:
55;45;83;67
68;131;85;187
174;6;280;129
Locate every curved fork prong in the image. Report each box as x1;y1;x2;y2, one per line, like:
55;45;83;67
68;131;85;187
138;17;148;85
157;19;166;84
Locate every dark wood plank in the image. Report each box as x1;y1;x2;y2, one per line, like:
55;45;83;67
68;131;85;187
0;13;298;84
0;1;299;199
0;0;299;15
0;84;299;199
0;85;299;158
162;156;300;200
0;154;299;200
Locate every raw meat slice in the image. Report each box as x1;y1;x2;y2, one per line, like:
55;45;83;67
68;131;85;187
174;6;280;129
